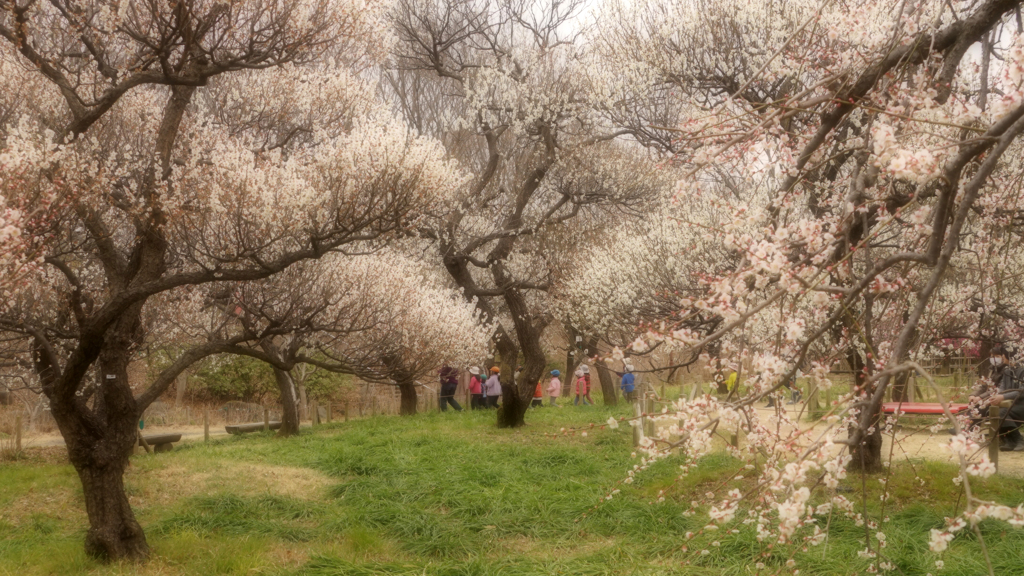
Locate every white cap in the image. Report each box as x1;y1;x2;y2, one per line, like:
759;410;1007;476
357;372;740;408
574;369;584;377
469;366;481;375
624;364;634;373
580;364;590;374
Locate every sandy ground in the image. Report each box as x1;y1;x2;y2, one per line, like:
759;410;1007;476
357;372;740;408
747;403;1024;478
20;423;235;448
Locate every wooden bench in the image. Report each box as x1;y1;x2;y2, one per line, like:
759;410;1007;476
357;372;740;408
225;421;282;435
882;402;969;415
139;433;182;453
883;401;1015;472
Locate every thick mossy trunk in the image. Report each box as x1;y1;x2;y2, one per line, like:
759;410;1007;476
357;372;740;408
497;383;528;427
847;349;883;473
495;330;547;428
78;458;149;560
398;382;418;416
595;357;618;406
849;403;885;473
53;346;149;561
890;370;911;403
273;368;300;437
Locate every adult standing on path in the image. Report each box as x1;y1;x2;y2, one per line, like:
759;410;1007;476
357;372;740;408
438;365;463;412
485;367;502;409
468;366;485;409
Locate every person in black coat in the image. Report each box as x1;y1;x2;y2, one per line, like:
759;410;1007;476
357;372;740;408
968;344;1024;451
438;365;463;412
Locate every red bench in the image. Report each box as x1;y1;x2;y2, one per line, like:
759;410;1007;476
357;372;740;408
882;402;969;415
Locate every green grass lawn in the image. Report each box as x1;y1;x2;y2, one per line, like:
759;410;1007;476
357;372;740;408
2;401;1023;575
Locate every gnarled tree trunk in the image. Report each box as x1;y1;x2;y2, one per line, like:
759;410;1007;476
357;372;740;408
595;361;618;406
847;349;883;473
48;336;150;561
495;264;548;428
398;381;418;415
272;368;300;436
78;456;148;560
850;405;885;474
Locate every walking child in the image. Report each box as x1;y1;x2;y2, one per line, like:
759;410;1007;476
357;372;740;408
573;367;592;406
468;366;484;409
620;363;637;402
532;380;544;408
547;370;562;407
484;367;502;408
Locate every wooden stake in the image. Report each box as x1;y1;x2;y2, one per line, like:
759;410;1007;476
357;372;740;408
263;408;270;432
632;402;643;447
806;377;820;414
327;402;332;423
989;405;1000;473
690;380;702;401
204;410;209;442
344;402;349;422
138;428;153;454
15;414;22;452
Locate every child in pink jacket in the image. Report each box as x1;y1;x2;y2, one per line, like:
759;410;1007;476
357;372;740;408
547;370;562;407
573;368;592;406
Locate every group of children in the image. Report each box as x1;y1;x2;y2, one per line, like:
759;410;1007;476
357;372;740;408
461;363;642;409
531;365;595;407
465;366;503;409
534;363;638;407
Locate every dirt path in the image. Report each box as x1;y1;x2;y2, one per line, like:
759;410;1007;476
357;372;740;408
21;423;233;449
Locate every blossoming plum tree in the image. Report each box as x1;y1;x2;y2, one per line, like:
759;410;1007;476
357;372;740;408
388;0;668;425
585;0;1024;572
0;0;461;561
204;250;489;422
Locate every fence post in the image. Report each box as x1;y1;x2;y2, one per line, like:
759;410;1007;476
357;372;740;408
15;414;22;452
263;408;270;432
806;378;820;415
344;402;349;422
632;401;643;447
204;410;209;442
989;404;1000;472
327;402;332;423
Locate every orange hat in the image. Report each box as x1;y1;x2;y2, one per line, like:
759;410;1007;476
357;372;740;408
490;366;501;373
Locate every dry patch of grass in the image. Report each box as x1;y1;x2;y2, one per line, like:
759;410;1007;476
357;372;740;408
134;460;330;505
